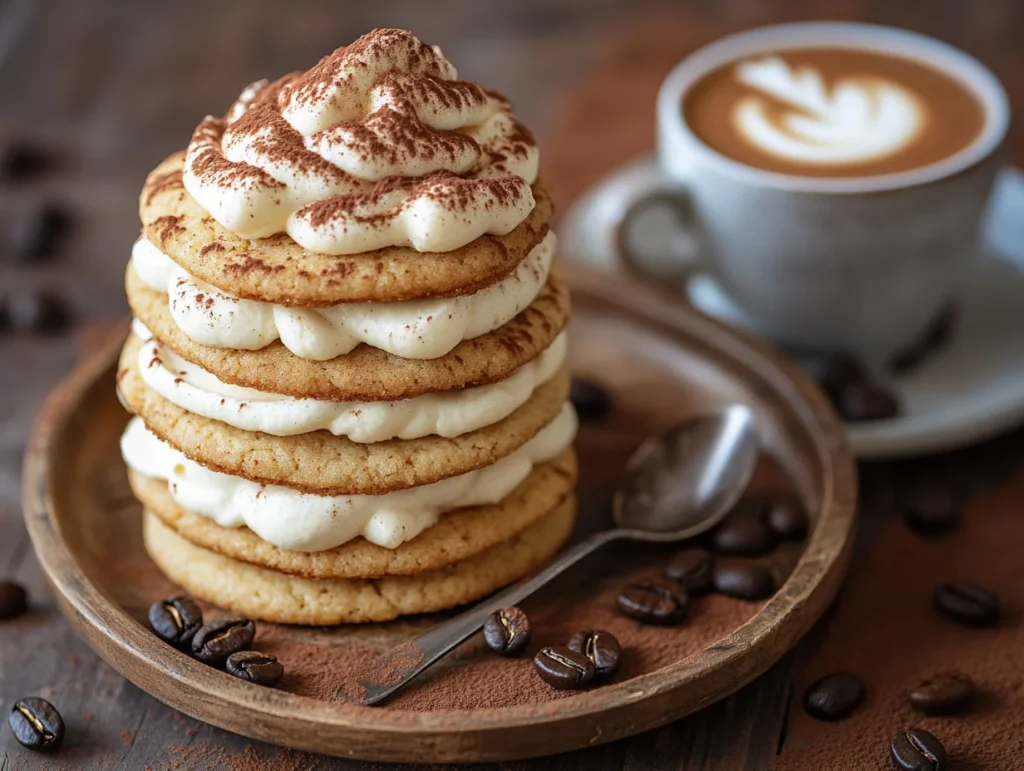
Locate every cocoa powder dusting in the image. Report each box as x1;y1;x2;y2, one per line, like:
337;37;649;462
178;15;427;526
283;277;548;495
777;470;1024;771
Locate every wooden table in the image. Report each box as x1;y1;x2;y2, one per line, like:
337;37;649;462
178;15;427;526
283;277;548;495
1;1;1022;768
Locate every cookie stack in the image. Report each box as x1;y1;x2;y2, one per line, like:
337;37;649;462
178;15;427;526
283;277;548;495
117;29;577;625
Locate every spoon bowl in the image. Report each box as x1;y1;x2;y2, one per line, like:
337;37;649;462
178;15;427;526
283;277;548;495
614;404;759;540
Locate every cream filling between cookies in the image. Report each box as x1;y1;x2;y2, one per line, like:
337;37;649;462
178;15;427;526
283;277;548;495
132;320;568;442
130;231;556;361
120;404;577;552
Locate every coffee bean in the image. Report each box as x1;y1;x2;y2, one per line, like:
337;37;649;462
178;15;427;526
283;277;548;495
890;727;947;771
570;379;612;422
9;697;64;752
148;596;203;647
617;577;688;625
902;486;961;535
7;289;72;334
803;673;865;721
908;672;976;716
9;201;74;261
0;580;27;620
767;499;809;541
836;381;900;422
712;503;775;556
0;141;52;183
567;629;621;679
934;581;1002;627
191;615;255;665
225;650;284;686
805;353;865;401
664;548;714;594
713;561;775;600
483;606;531;657
534;645;595;690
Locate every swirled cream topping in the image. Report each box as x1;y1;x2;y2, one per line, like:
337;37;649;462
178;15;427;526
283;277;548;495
131;231;555;360
182;28;540;254
121;404;577;551
132;320;568;442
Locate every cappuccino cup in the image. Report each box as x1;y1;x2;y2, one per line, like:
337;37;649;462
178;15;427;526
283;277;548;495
611;22;1009;362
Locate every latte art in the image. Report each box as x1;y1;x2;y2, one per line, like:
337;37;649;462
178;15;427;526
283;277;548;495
683;47;986;178
733;56;925;166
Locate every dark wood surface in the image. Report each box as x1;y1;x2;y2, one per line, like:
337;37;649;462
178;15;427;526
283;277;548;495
1;1;1023;769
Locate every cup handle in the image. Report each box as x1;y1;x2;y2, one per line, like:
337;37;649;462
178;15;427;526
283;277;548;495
612;182;704;284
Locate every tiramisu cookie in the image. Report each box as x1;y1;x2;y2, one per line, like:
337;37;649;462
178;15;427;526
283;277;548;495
143;497;576;625
126;266;570;402
119;332;571;494
120;407;577;553
130;449;576;579
141;29;551;306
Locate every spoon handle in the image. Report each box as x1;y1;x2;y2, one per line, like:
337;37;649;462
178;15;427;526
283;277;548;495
352;530;619;706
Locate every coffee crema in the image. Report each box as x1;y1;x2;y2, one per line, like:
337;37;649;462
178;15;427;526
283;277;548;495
683;47;986;178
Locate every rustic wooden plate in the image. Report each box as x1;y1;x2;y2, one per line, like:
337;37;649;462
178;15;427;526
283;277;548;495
23;261;856;763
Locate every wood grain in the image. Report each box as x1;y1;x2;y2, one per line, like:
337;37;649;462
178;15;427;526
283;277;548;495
2;0;1023;768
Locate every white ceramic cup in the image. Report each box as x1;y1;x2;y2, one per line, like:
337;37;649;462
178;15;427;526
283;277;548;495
612;22;1010;362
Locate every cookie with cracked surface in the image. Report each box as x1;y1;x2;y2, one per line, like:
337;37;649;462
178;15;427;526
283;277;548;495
139;152;554;306
118;333;571;495
126;265;570;402
130;449;576;579
142;497;576;625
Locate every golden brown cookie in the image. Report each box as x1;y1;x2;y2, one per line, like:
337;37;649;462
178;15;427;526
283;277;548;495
140;152;554;306
126;265;570;402
142;497;576;625
130;448;576;579
118;332;571;494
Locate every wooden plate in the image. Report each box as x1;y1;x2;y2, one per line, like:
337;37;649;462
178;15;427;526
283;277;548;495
22;261;856;763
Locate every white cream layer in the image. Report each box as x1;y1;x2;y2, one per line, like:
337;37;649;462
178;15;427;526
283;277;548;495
131;231;555;361
133;320;568;442
121;404;577;552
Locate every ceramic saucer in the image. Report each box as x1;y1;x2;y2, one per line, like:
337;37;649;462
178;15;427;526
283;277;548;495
562;158;1024;459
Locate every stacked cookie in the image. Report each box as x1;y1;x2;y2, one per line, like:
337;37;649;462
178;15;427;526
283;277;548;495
117;29;577;625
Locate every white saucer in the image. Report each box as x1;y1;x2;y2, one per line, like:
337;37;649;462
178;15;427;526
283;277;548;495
562;158;1024;459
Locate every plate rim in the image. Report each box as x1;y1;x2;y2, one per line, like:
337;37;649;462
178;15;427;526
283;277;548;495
22;261;858;762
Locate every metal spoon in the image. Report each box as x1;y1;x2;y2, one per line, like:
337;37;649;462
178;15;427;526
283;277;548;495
352;404;759;706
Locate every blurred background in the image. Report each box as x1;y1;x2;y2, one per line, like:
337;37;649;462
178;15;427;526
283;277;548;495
1;0;1022;509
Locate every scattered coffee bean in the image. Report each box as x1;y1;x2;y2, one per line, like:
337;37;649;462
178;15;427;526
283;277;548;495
805;353;864;402
9;697;64;752
902;486;962;535
570;379;612;422
483;606;531;657
9;201;74;261
664;547;714;594
836;381;900;422
803;672;865;721
713;561;775;600
225;651;284;686
934;581;1002;627
148;596;203;647
191;615;255;665
0;141;52;183
712;503;775;556
534;645;595;690
908;672;976;716
0;580;27;620
890;727;947;771
7;288;72;334
617;577;689;625
767;499;809;541
889;305;956;376
567;629;621;679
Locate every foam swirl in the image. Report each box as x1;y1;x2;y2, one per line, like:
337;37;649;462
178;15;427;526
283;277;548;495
183;29;540;254
732;56;926;166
